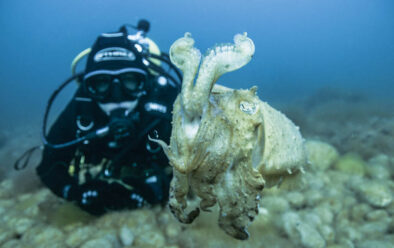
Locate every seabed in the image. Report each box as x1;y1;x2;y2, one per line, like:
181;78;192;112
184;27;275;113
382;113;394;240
0;88;393;248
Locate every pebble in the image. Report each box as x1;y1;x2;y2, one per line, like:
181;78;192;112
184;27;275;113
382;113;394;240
13;217;35;234
350;203;371;222
0;228;14;245
335;238;355;248
314;206;334;224
119;225;134;246
165;222;181;239
0;180;14;198
282;211;326;248
135;231;166;247
1;239;22;248
358;181;392;208
334;153;366;176
366;163;390;180
338;225;362;242
356;240;394;248
305;140;339;171
303;212;322;228
365;209;388;221
29;226;64;245
65;226;93;247
359;221;390;239
318;224;335;244
261;196;289;213
304;189;323;206
368;154;390;167
81;239;114;248
286;191;305;208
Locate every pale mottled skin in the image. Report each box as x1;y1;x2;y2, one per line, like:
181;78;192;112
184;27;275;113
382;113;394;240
153;33;306;240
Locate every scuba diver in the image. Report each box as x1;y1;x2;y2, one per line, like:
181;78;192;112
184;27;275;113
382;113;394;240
34;20;182;215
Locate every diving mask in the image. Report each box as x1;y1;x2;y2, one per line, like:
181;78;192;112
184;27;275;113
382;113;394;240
83;68;147;102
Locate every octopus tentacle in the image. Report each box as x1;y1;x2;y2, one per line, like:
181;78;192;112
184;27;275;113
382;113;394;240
193;33;255;117
169;33;201;120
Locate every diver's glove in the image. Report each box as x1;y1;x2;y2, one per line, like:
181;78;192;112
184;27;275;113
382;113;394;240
67;180;110;215
122;162;171;205
67;180;148;215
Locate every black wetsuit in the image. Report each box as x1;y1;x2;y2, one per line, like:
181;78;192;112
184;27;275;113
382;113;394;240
36;78;178;215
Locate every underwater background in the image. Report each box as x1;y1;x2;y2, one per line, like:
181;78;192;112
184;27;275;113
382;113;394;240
0;0;393;247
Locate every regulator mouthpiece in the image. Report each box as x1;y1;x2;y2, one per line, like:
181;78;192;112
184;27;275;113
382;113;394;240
108;108;136;142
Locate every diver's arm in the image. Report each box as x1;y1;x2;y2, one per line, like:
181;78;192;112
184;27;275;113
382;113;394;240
36;98;79;199
37;147;77;199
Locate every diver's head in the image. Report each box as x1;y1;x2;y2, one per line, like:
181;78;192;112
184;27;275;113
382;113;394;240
83;29;150;114
84;69;147;114
81;29;151;146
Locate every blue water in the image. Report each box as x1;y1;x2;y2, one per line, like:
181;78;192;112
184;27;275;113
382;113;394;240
0;0;393;128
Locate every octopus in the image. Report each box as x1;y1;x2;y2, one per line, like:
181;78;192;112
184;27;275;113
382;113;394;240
152;33;307;240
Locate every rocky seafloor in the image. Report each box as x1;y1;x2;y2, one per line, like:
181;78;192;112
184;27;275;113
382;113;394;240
0;89;393;248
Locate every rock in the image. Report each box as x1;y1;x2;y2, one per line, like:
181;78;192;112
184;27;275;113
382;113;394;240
366;154;391;180
357;181;392;208
318;224;335;244
335;238;355;248
304;189;324;206
0;179;14;198
10;217;35;234
365;209;388;221
16;189;52;217
350;203;372;222
334;153;366;176
47;202;93;227
356;240;394;248
336;224;362;242
358;221;390;239
336;209;350;227
366;163;390;180
327;245;349;248
387;201;394;216
1;239;22;248
65;226;94;247
0;228;14;246
30;226;65;245
321;197;343;215
81;238;114;248
314;206;334;224
134;231;166;248
286;191;305;208
296;221;326;248
342;195;357;208
261;195;289;213
282;212;326;248
89;230;119;247
305;140;339;171
368;154;390;167
119;225;134;246
165;222;182;240
305;171;326;190
302;212;322;228
327;170;352;186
